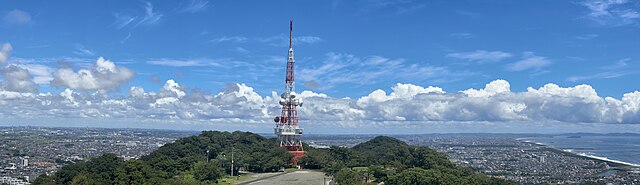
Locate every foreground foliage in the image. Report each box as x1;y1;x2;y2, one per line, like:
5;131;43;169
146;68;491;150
33;131;292;185
299;136;515;185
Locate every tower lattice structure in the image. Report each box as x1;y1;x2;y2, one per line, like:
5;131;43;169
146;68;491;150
274;20;304;164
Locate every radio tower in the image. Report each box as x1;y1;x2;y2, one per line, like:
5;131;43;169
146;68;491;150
274;20;304;165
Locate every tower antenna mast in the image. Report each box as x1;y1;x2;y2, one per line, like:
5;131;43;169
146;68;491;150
274;20;304;166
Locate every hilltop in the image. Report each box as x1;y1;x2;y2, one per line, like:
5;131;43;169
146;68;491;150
32;132;513;185
300;136;514;184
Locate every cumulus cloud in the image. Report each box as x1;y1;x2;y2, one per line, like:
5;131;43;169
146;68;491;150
460;79;510;97
18;64;53;85
0;43;38;92
51;57;134;91
1;78;640;128
1;65;38;92
1;44;639;128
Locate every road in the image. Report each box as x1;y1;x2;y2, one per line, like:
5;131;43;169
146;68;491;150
242;170;331;185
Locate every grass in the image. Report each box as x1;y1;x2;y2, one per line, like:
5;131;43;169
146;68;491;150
285;167;300;173
216;174;254;185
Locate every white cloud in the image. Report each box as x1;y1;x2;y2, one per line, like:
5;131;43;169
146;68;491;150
2;65;38;92
293;36;323;45
357;83;445;107
0;43;11;65
505;52;551;71
299;53;468;90
0;43;38;92
0;79;639;127
208;36;248;44
602;58;630;70
461;79;510;97
567;71;630;82
575;34;599;40
1;43;639;128
73;44;95;56
113;1;163;29
147;58;223;67
113;14;137;29
178;0;210;13
446;50;513;63
568;59;632;82
51;57;134;91
580;0;640;26
136;2;163;26
3;9;31;24
449;33;474;39
258;35;323;47
17;64;53;85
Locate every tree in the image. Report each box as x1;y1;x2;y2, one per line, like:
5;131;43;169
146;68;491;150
32;174;55;185
71;173;94;185
335;168;364;185
386;167;439;185
369;165;395;182
192;161;223;182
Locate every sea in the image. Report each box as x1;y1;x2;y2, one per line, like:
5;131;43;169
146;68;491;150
525;134;640;167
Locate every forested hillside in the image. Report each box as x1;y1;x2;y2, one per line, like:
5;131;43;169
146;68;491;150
33;132;513;185
299;136;515;185
33;131;292;184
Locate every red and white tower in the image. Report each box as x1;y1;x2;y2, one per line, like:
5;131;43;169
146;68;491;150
274;20;304;164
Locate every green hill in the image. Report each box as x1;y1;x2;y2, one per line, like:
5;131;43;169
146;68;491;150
300;135;515;185
33;132;514;185
33;131;292;185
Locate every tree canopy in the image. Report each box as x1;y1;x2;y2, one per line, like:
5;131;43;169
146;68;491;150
34;131;293;185
300;136;515;185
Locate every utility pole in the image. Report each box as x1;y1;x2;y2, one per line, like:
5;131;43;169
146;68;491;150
231;146;234;177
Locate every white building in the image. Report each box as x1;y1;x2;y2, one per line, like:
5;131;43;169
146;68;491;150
0;176;31;185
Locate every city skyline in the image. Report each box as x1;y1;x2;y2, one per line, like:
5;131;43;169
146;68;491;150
1;0;640;133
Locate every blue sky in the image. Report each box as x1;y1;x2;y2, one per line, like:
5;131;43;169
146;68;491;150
1;0;640;133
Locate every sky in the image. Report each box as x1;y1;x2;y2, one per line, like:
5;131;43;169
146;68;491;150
1;0;640;134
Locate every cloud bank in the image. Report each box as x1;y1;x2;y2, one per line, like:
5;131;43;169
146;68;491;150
1;77;640;127
0;43;638;129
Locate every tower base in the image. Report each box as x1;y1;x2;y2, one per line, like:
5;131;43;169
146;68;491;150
289;150;305;165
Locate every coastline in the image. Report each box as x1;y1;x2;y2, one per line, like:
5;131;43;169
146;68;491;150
517;138;640;168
